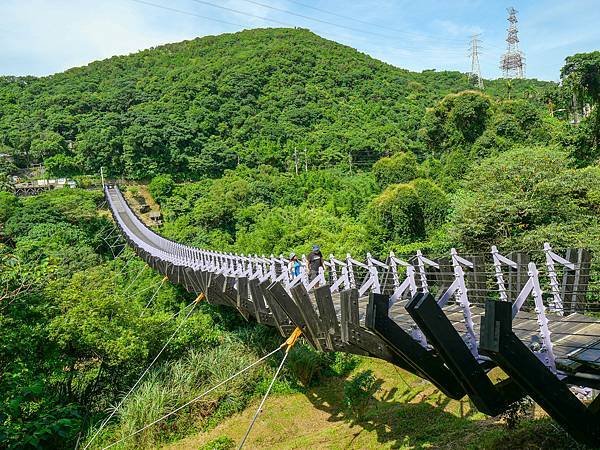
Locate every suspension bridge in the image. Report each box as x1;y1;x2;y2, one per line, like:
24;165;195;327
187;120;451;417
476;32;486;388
104;184;600;447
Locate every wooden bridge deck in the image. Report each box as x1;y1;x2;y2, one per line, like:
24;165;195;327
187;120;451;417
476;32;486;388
336;293;600;363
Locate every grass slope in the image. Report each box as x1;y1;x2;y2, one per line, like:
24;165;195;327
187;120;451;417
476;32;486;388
166;357;582;450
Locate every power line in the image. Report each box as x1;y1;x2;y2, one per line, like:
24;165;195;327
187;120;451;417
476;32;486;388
130;0;246;28
131;0;353;48
192;0;464;52
238;0;467;48
285;0;470;45
188;0;295;28
237;0;400;40
131;0;469;58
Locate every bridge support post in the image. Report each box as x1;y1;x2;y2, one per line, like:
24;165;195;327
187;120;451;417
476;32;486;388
407;292;523;415
365;292;465;399
480;300;600;447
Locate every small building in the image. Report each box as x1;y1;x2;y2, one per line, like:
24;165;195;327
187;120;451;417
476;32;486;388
149;211;162;226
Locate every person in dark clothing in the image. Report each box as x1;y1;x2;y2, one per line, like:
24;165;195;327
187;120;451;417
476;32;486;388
307;245;324;281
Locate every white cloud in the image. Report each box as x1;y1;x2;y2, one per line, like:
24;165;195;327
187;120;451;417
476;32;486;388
432;19;482;37
0;0;235;75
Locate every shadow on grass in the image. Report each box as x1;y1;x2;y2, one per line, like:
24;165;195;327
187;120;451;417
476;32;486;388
302;369;586;450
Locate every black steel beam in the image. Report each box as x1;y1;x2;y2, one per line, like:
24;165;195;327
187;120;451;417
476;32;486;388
365;293;465;400
480;300;600;447
407;292;523;415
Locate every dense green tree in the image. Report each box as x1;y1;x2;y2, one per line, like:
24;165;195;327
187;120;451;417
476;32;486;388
366;183;425;250
0;29;554;180
0;191;19;223
372;152;418;188
420;91;492;154
561;51;600;106
561;51;600;163
448;146;586;250
29;131;67;162
148;174;175;203
44;153;80;177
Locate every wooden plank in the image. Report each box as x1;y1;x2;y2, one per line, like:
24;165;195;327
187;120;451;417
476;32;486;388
340;289;359;344
205;273;231;306
260;281;293;337
236;276;255;318
183;267;202;294
507;252;530;302
408;292;523;415
224;275;250;320
467;255;488;304
572;249;591;313
290;284;326;351
268;283;308;329
212;273;238;308
378;258;395;296
367;293;465;399
436;257;454;300
314;285;339;350
480;300;600;447
561;248;577;313
248;278;273;326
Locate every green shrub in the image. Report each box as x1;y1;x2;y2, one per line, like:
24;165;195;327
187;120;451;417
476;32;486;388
330;353;359;377
366;183;425;249
286;344;330;386
372;152;418;188
148;174;174;203
343;370;380;421
200;435;235;450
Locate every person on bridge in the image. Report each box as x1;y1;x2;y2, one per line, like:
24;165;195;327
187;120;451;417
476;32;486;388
307;245;324;281
288;252;301;278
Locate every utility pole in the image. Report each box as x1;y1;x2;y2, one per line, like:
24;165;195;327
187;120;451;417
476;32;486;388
572;92;580;124
100;167;105;187
500;7;525;79
304;147;308;172
294;146;299;175
348;151;353;175
469;34;484;89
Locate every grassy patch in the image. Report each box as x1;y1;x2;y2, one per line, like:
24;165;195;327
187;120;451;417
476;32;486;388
164;355;584;450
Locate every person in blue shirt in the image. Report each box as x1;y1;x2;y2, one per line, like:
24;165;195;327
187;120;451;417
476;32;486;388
288;252;301;278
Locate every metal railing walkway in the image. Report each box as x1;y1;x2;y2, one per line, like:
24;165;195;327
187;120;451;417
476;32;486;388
105;184;600;447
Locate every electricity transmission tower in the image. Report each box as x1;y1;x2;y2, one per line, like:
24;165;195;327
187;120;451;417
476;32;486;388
500;7;525;78
469;34;484;89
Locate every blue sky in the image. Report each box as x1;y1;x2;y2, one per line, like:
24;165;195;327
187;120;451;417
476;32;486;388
1;0;598;80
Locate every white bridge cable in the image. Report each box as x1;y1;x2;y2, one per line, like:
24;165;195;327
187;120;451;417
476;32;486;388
159;301;196;326
115;249;135;268
121;264;147;295
238;346;290;449
83;300;199;450
102;344;284;449
141;276;168;312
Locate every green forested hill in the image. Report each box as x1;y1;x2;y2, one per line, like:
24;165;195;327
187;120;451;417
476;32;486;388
0;28;551;179
1;28;598;450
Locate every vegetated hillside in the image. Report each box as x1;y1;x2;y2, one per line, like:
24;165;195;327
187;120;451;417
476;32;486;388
0;28;552;179
0;29;598;450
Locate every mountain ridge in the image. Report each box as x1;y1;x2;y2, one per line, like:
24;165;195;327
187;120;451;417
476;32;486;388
0;27;551;179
